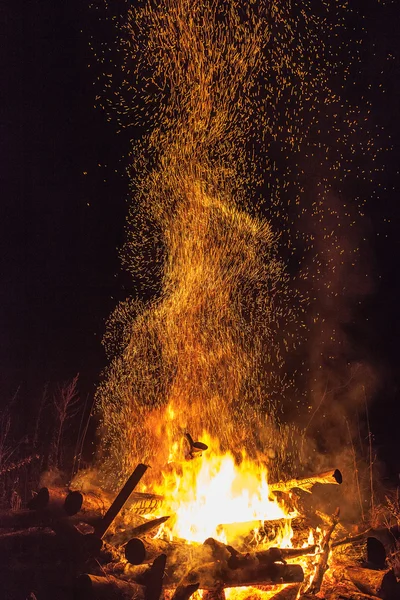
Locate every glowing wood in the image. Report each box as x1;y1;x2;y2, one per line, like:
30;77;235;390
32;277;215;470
306;507;340;595
184;561;304;589
269;469;342;494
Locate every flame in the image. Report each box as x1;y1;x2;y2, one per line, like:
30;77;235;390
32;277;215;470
147;425;296;544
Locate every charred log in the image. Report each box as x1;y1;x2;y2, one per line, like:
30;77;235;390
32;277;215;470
95;463;149;539
145;553;167;600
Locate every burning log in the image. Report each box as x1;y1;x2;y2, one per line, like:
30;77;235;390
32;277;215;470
183;560;304;589
218;516;320;549
269;469;342;494
95;463;149;539
111;515;170;546
306;507;340;595
125;536;172;565
204;537;316;568
171;582;200;600
127;491;165;515
333;534;387;569
75;573;145;600
202;588;226;600
269;584;301;600
345;566;398;599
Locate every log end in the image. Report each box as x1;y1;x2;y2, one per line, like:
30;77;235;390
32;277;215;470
333;469;343;484
125;537;146;565
64;491;83;516
27;487;49;511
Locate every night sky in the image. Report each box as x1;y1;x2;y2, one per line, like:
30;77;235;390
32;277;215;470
2;2;400;473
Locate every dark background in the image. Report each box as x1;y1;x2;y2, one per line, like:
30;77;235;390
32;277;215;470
1;1;399;474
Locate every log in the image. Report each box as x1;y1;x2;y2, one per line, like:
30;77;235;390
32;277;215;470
111;515;170;546
184;561;304;589
127;491;165;515
333;535;386;569
0;528;56;563
125;537;172;565
269;469;342;494
346;566;398;599
204;537;316;569
95;464;149;538
171;582;200;600
124;536;201;569
145;553;167;600
0;509;48;530
126;515;170;539
218;516;318;549
306;507;340;595
269;584;301;600
75;573;145;600
202;589;226;600
27;487;83;516
108;562;154;586
51;518;104;558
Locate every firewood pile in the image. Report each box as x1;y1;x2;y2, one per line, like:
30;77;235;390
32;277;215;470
1;463;400;600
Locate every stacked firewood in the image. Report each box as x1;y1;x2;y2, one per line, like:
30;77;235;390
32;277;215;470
1;464;399;600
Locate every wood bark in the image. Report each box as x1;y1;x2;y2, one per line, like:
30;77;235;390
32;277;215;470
171;582;200;600
346;566;398;599
75;573;145;600
333;535;386;569
183;561;304;589
204;537;316;569
111;516;170;546
269;584;301;600
269;469;342;493
145;553;167;600
124;536;203;569
95;463;149;539
127;491;165;515
306;507;340;595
